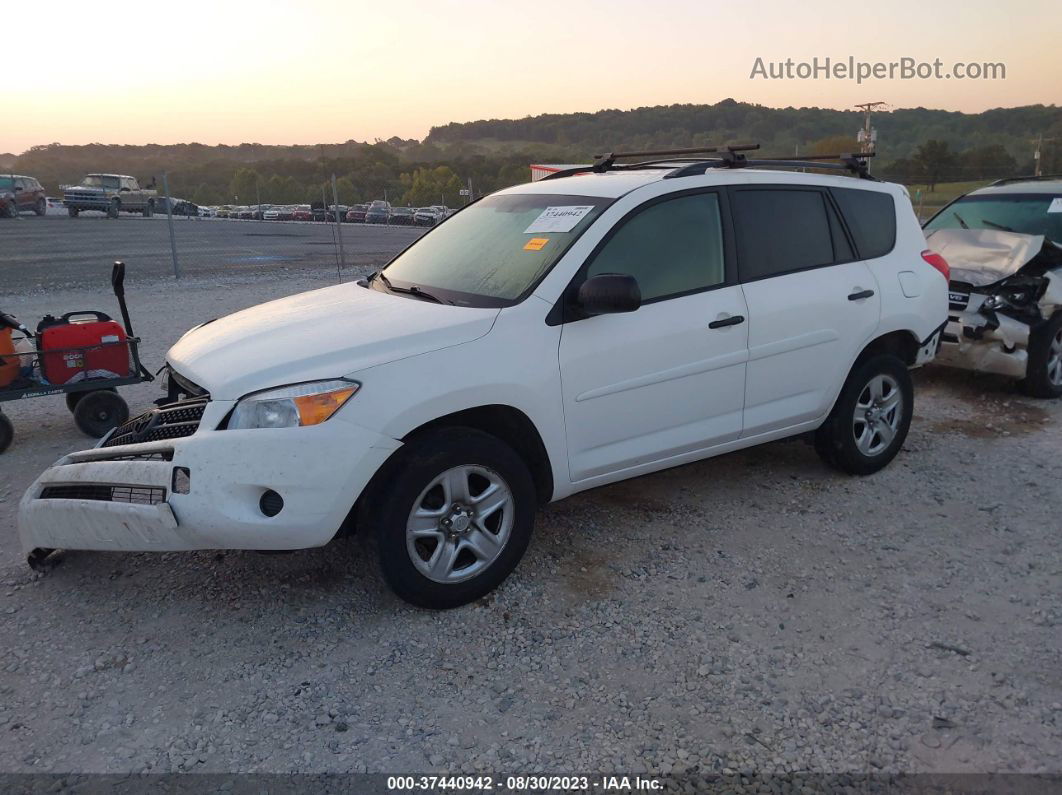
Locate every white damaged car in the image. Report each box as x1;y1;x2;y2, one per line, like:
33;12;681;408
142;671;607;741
924;178;1062;397
20;152;947;608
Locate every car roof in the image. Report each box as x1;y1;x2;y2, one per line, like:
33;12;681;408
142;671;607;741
497;166;897;200
967;179;1062;196
87;173;134;179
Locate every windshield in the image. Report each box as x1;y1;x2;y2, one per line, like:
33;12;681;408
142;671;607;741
380;193;611;306
81;175;121;189
924;193;1062;242
0;176;12;190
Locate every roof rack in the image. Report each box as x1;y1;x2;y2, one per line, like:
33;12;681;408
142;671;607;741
539;145;877;182
664;152;877;180
538;144;760;181
988;174;1062;186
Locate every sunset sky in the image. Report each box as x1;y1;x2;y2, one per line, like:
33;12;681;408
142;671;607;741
6;0;1061;154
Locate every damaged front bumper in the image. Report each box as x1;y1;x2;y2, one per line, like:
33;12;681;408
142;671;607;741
938;292;1033;379
18;399;401;561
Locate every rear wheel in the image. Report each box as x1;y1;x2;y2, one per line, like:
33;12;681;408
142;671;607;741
142;201;154;218
814;354;913;475
368;427;536;609
34;198;46;216
107;199;120;219
0;412;12;453
68;206;79;218
73;390;129;438
3;200;18;218
1018;313;1062;399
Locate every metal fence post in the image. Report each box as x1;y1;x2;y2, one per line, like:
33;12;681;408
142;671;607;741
161;172;181;279
331;174;346;282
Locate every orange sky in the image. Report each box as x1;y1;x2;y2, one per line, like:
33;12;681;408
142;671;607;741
5;0;1061;154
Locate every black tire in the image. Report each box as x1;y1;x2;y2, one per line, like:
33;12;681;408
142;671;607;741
0;412;12;453
143;201;154;218
68;206;79;218
367;427;536;609
814;354;913;476
1018;312;1062;399
72;390;129;438
107;199;120;219
34;198;46;217
66;387;116;413
4;200;18;218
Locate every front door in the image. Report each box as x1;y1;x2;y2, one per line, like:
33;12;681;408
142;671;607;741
558;191;749;482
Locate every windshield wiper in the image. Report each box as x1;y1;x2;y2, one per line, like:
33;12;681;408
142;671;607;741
953;212;969;229
374;271;445;304
981;218;1016;232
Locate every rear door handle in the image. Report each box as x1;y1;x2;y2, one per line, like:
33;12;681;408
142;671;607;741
708;315;745;329
848;289;875;301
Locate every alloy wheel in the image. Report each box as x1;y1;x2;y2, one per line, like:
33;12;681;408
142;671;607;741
852;374;903;457
405;465;514;584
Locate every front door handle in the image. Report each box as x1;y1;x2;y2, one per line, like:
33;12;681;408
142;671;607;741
708;315;745;329
848;289;875;301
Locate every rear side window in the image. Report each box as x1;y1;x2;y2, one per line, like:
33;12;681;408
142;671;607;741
832;187;896;259
731;189;836;281
585;192;726;302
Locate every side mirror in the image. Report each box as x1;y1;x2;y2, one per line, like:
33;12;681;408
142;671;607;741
576;273;641;316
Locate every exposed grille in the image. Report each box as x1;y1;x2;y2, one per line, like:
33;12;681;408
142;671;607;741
40;484;166;505
103;397;209;448
59;450;174;465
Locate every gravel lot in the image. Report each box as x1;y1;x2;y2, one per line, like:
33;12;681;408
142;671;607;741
0;214;424;291
0;266;1060;782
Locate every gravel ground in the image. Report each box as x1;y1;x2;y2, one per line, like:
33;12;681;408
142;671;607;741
0;269;1060;780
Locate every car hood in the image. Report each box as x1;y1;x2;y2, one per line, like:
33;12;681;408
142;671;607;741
166;282;499;400
926;228;1062;287
66;185;107;194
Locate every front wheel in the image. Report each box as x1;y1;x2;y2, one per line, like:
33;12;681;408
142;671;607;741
3;200;18;218
368;427;536;609
814;354;913;475
1018;313;1062;399
73;390;129;437
107;199;120;219
68;206;79;218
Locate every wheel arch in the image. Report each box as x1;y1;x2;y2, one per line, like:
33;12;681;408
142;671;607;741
855;329;921;367
339;404;555;539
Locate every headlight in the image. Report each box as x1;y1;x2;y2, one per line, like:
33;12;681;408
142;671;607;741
229;379;360;430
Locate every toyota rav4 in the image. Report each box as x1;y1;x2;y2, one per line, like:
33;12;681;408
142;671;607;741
20;149;948;608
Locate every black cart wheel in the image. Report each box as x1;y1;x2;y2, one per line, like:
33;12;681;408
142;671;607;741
66;387;117;413
0;412;12;453
73;390;129;438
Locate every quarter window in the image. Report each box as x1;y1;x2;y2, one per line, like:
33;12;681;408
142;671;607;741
832;188;896;259
585;192;726;302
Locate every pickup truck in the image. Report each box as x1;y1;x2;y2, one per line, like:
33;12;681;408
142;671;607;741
64;174;158;218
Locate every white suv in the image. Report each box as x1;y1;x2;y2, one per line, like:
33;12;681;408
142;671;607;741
20;150;948;608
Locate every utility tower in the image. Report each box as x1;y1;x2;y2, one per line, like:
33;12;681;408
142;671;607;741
854;101;888;155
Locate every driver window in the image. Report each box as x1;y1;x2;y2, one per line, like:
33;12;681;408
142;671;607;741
585;193;726;302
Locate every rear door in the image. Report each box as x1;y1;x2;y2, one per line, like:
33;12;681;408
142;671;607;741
558;190;749;482
730;186;881;436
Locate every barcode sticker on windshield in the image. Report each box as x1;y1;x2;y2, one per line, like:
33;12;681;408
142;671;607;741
524;206;595;234
1047;197;1062;213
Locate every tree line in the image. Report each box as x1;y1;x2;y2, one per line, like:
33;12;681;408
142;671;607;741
11;99;1061;204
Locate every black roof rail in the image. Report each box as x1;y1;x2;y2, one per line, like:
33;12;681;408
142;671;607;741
538;144;760;182
664;152;877;180
988;174;1062;186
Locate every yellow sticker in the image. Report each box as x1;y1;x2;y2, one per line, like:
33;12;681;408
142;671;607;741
524;237;549;251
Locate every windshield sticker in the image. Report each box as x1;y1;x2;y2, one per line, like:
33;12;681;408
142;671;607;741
524;206;595;234
524;237;549;251
1048;197;1062;213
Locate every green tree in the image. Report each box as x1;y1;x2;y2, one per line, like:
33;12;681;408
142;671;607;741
402;166;463;207
229;167;262;203
912;140;958;191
